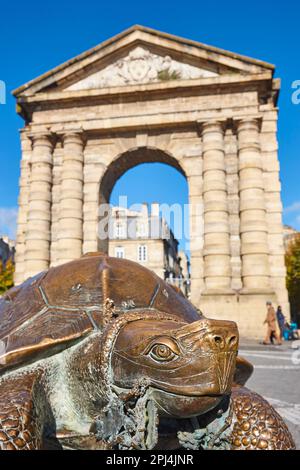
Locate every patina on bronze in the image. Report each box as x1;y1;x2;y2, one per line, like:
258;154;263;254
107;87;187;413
0;253;295;450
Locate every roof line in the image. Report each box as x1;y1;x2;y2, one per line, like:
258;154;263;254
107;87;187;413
132;25;275;69
13;24;275;97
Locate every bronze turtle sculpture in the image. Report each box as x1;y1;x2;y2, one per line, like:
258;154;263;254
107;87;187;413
0;253;295;450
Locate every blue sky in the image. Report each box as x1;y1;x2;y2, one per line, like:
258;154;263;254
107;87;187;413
0;0;299;249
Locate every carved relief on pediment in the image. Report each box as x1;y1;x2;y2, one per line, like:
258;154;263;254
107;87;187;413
67;46;218;91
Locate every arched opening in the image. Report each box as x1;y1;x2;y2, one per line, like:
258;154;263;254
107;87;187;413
99;147;185;203
98;147;191;295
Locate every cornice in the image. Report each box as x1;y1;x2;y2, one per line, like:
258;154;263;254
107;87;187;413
16;72;273;110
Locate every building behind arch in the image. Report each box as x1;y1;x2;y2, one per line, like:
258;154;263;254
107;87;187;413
13;26;289;336
108;203;190;296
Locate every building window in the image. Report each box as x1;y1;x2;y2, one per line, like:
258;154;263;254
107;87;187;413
138;244;147;262
114;222;126;239
115;246;125;258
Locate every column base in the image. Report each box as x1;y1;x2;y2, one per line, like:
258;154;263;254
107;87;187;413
201;288;236;296
239;287;275;296
198;291;278;339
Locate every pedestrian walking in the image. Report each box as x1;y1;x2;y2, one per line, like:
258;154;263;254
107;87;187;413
276;305;285;342
263;301;282;345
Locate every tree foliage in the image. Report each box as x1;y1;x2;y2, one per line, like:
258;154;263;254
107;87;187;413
0;258;14;295
285;234;300;324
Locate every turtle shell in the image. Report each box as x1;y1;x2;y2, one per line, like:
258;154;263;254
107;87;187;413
0;253;200;373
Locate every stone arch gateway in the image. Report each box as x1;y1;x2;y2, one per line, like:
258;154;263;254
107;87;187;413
13;25;289;337
97;145;188;253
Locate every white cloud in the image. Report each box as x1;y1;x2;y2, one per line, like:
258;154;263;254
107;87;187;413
0;207;18;240
284;202;300;214
283;202;300;231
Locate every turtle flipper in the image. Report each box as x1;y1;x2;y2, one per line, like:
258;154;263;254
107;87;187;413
178;387;295;450
0;371;46;450
230;387;296;450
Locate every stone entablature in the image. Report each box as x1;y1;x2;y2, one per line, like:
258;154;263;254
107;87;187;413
13;26;288;337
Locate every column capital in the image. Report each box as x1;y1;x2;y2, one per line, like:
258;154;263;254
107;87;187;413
60;129;87;147
29;131;56;148
197;118;228;135
234;116;262;153
232;115;262;134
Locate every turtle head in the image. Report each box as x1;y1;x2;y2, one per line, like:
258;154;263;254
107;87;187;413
112;316;238;418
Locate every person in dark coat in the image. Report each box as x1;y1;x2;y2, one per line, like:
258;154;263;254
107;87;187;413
276;305;285;341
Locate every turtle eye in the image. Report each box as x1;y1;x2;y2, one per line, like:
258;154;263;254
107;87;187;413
149;344;177;362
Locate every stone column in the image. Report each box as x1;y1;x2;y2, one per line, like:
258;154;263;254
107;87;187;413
200;120;232;292
188;174;204;304
260;108;289;312
235;117;270;291
225;128;242;290
50;143;63;266
25;133;54;278
57;131;85;264
83;163;106;254
14;132;32;285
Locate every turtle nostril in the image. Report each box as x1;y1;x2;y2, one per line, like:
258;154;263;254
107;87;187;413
228;335;237;346
214;335;223;345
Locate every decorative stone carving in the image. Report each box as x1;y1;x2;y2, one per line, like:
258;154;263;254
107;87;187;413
67;46;218;90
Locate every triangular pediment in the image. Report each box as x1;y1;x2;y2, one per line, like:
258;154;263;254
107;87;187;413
66;45;218;91
13;25;274;97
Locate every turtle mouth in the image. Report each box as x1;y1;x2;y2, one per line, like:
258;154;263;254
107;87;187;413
150;388;225;418
151;387;226;399
111;383;225;420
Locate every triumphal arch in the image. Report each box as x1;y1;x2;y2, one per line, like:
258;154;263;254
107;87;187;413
13;26;288;336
